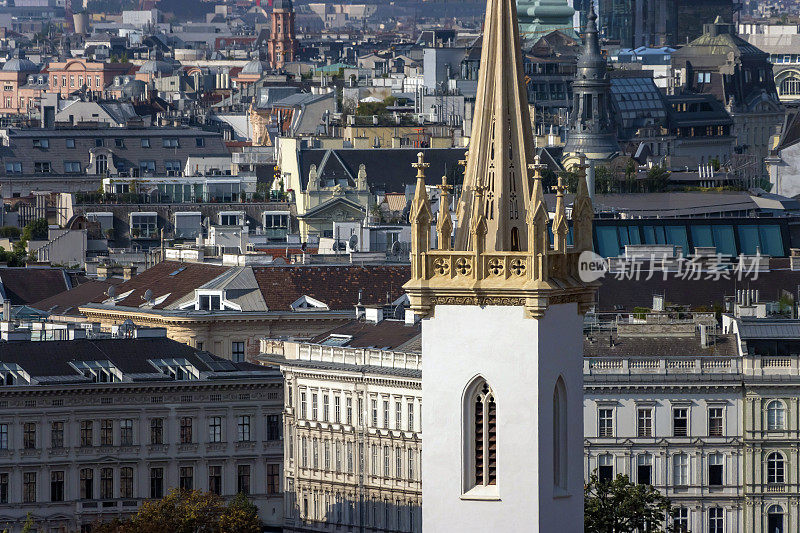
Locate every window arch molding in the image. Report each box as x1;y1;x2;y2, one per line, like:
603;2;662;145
462;375;498;496
766;400;786;431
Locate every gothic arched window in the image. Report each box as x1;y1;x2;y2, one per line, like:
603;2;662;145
553;376;568;491
464;377;496;492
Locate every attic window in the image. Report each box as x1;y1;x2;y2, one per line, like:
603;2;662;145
169;267;186;276
69;360;122;383
198;294;222;311
149;358;199;380
0;363;30;385
290;295;329;312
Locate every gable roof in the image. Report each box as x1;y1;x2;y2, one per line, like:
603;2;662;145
309;319;421;351
298;148;467;194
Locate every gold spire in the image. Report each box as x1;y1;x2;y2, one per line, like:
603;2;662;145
436;175;453;251
552;174;568;252
453;0;535;252
410;152;432;279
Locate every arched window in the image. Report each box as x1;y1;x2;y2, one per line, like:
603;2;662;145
767;400;786;430
781;76;800;96
767;452;785;485
96;154;107;175
464;378;496;492
768;504;784;533
553;376;568;490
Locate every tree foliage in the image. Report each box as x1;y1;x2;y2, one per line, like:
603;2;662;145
92;489;261;533
585;473;675;533
21;218;48;242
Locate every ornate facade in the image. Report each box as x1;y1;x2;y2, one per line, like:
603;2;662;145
268;0;298;69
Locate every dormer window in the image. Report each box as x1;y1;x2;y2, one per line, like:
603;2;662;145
0;363;30;385
198;293;222;311
69;360;122;383
290;295;329;312
149;358;199;380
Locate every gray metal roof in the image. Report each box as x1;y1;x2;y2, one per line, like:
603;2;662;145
738;320;800;340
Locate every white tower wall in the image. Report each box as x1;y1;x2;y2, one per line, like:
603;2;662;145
422;303;584;532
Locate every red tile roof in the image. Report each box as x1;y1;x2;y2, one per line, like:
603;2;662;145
253;264;410;311
31;279;124;316
90;261;228;309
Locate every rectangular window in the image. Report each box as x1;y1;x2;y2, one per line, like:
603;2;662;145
101;419;113;446
165;160;182;176
80;468;93;499
709;407;723;436
673;408;688;437
32;138;49;148
150;418;163;445
395;402;402;430
301;437;308;468
120;419;133;446
0;473;8;503
300;392;307;419
383;445;390;477
180;417;193;444
139;160;156;174
237;415;251;442
141;138;150;148
395;446;402;478
637;455;652;485
114;138;124;148
209;417;222;443
371;399;378;427
324;440;330;470
347;442;354;473
150;467;163;499
383;400;390;429
267;463;279;494
100;467;113;499
358;397;364;426
231;341;245;363
267;414;280;441
120;467;133;498
95;138;104;147
4;162;21;173
50;421;64;448
323;394;330;422
237;464;250;495
408;449;415;480
637;408;652;437
180;466;193;491
312;393;318;420
50;470;64;502
64;161;82;173
672;454;688;486
208;466;221;495
23;472;36;503
346;396;353;425
334;395;341;423
673;508;689;532
709;454;724;486
196;137;205;147
65;138;75;148
598;409;613;437
34;161;51;173
162;138;179;148
598;455;613;484
24;422;38;449
408;402;414;431
0;424;6;450
709;507;724;533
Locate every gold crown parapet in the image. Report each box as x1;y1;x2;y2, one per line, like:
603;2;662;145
403;152;598;319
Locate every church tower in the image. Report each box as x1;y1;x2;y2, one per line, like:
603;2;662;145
403;0;597;529
268;0;298;69
563;5;619;165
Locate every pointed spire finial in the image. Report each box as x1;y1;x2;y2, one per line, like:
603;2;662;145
412;151;429;179
552;174;568;252
436;175;454;251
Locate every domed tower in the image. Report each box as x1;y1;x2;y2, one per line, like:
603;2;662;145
268;0;298;69
563;5;619;164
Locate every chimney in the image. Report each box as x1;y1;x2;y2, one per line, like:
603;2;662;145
364;305;384;324
700;324;709;348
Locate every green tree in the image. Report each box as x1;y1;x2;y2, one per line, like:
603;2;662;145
21;513;35;533
645;165;671;193
93;489;261;533
356;101;387;116
0;226;20;239
22;218;48;242
585;473;675;533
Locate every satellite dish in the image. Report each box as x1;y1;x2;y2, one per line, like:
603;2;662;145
106;286;116;299
143;289;153;303
390;240;401;255
349;234;359;252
